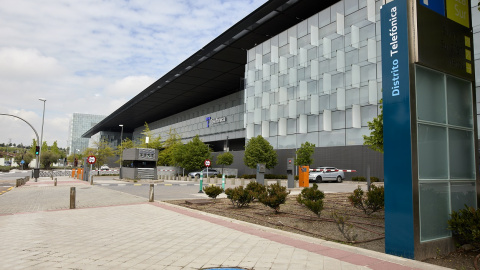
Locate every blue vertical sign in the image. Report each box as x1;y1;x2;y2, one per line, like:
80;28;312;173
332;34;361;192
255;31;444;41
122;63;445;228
381;0;414;259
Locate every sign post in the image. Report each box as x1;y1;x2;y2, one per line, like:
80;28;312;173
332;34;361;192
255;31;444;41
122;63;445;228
87;155;96;185
381;0;478;260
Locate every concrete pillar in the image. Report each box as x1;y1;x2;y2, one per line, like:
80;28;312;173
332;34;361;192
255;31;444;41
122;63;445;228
70;187;76;209
149;184;154;202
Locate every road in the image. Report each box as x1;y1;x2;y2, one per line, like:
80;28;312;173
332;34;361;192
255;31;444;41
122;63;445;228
95;178;376;201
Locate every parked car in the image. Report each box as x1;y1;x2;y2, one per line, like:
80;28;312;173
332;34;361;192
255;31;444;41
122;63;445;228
309;167;345;183
4;161;11;166
188;168;219;178
100;165;110;171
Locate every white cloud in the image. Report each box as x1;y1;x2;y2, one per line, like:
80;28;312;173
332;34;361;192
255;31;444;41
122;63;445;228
0;0;268;147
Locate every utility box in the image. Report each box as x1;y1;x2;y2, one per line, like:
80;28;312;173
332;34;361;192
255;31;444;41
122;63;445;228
121;148;158;180
298;166;309;187
256;163;266;185
287;158;294;188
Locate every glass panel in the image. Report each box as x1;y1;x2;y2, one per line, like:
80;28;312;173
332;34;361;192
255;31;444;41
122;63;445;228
449;129;475;179
451;182;477;212
419;182;451;241
278;134;296;149
417;124;448;179
287;119;296;135
308;115;319;132
447;75;473;128
416;66;446;124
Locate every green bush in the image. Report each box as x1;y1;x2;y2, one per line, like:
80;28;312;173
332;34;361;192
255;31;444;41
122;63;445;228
203;185;223;201
297;183;325;216
245;181;266;201
351;176;381;182
351;176;366;182
0;166;10;172
239;174;256;179
225;186;253;208
348;184;384;215
448;205;480;247
258;183;290;213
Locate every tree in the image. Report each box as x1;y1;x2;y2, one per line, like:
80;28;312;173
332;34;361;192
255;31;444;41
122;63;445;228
40;150;60;169
41;141;48;152
243;135;278;169
174;135;211;171
294;142;315;166
363;101;383;153
14;152;34;169
139;122;162;151
158;128;182;166
29;139;37;156
216;152;234;174
93;139;115;166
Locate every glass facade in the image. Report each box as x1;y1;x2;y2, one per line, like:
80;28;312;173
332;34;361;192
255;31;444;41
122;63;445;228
244;0;380;149
68;113;106;155
136;91;245;144
415;65;477;242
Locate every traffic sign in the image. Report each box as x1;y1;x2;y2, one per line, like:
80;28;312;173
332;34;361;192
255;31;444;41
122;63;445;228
20;160;25;164
204;159;211;167
87;155;96;164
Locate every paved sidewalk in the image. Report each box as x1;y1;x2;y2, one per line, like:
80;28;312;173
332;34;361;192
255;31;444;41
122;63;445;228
0;177;448;269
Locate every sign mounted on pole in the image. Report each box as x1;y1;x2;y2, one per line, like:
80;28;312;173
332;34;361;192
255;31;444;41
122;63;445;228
204;159;211;167
87;156;96;165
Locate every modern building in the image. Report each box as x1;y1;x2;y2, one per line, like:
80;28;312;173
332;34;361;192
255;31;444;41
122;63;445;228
68;113;106;155
83;0;479;180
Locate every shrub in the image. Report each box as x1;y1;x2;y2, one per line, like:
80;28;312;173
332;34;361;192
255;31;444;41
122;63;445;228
351;176;366;182
245;181;266;201
448;205;480;247
297;183;325;216
239;174;256;179
203;185;223;201
351;176;381;182
348;184;384;215
331;211;358;242
225;186;253;208
258;183;290;213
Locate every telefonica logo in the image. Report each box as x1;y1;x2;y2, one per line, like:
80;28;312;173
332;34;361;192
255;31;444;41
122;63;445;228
206;116;226;127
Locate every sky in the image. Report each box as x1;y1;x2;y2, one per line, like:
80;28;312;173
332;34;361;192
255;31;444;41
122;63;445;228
0;0;267;148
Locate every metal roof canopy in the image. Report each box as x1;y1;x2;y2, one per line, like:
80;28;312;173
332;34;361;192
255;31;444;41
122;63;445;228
83;0;339;137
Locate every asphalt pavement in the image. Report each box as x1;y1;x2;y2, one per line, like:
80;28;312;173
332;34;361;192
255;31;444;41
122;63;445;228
0;175;446;270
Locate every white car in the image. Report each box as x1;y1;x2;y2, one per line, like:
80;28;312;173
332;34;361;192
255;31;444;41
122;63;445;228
309;167;345;183
100;165;110;171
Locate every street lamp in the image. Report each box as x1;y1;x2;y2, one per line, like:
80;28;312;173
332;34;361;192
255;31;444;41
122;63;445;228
119;124;124;179
36;98;46;182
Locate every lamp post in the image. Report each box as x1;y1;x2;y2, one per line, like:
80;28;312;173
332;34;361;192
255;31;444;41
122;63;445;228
37;98;46;182
119;124;123;179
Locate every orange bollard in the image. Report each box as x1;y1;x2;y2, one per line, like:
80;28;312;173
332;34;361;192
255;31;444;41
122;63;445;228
299;166;309;187
71;169;75;178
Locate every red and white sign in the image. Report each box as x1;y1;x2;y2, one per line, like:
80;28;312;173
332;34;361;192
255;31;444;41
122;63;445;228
87;155;96;164
204;159;211;167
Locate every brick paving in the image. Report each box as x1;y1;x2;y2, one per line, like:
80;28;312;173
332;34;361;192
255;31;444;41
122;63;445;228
0;176;448;269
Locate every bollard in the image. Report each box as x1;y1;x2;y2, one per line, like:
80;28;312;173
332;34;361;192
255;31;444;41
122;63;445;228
149;184;154;202
198;172;204;193
222;174;225;190
70;187;76;209
51;171;54;180
54;178;57;186
90;175;93;185
277;179;281;186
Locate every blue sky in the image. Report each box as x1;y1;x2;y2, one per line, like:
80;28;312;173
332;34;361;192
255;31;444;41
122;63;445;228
0;0;267;148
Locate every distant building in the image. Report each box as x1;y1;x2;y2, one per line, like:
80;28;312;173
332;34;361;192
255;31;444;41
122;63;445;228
68;113;106;155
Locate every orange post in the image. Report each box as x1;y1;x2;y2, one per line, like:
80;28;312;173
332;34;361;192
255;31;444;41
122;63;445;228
71;169;75;178
80;169;83;180
299;166;309;187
